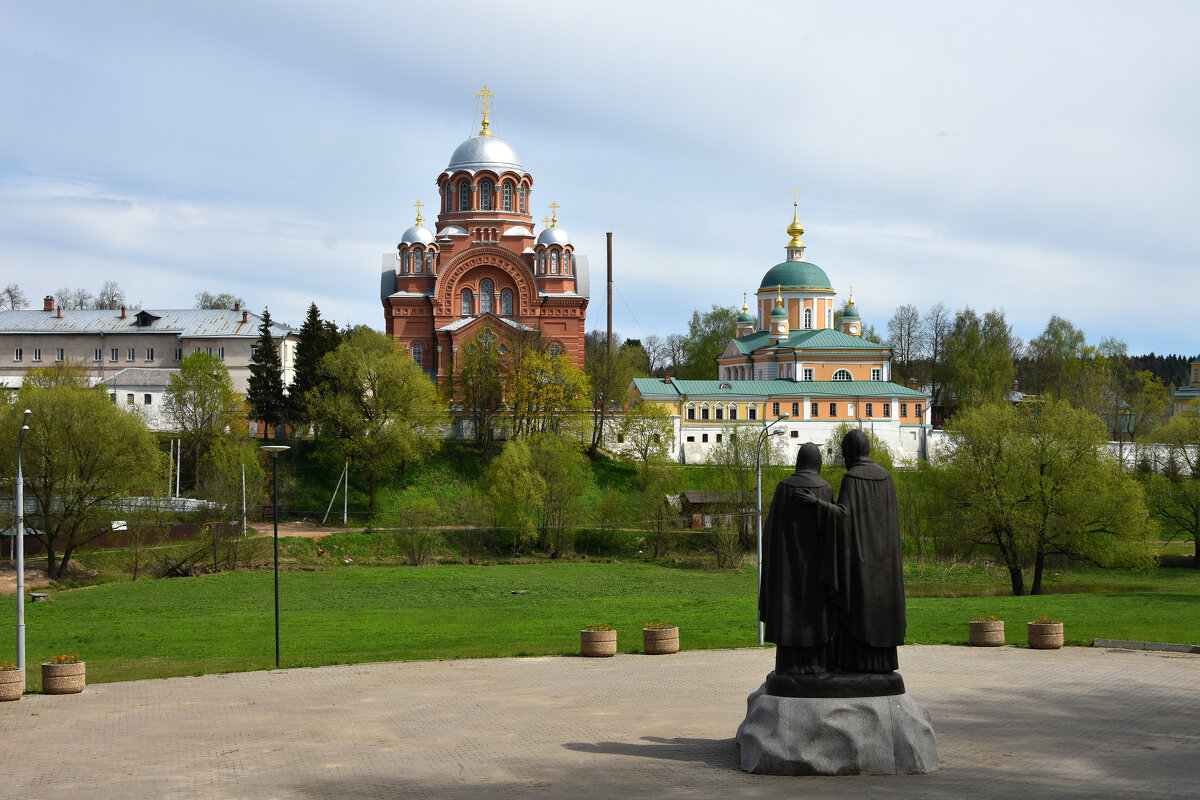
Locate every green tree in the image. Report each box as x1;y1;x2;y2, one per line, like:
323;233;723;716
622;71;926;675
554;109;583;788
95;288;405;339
707;423;787;548
942;307;1015;412
480;439;546;555
1145;407;1200;568
452;328;505;455
618;401;675;481
937;400;1154;595
823;421;895;472
289;303;342;426
306;327;447;512
504;340;590;441
197;438;267;570
164;352;242;488
528;433;591;557
677;305;738;379
1025;315;1088;398
247;308;286;439
585;332;637;455
1;371;165;578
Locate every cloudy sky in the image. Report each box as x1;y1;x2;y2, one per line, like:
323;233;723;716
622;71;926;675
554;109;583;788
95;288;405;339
2;1;1196;356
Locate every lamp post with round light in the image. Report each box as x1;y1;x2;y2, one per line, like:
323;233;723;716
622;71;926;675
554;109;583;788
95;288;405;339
755;412;789;646
14;409;30;689
260;445;289;668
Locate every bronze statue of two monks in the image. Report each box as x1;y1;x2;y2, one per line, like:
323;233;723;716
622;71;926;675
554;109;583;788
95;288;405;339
758;430;906;697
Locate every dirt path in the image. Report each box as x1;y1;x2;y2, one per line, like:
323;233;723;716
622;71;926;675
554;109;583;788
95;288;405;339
251;521;354;539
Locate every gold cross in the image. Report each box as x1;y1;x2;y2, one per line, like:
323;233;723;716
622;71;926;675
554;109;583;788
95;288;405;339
476;85;495;135
475;85;494;117
413;199;424;226
792;187;800;206
549;201;560;225
542;216;551;228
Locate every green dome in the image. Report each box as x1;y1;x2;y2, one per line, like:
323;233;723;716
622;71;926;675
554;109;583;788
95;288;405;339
737;311;754;323
770;304;788;318
842;306;860;319
758;260;833;291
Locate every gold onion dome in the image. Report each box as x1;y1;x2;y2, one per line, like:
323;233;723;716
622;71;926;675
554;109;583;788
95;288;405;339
737;293;754;323
787;202;805;248
770;286;788;318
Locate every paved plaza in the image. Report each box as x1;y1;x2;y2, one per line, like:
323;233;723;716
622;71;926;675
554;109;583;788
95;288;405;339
3;644;1197;799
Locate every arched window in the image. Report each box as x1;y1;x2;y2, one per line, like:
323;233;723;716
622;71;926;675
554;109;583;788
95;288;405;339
803;308;812;329
411;247;422;274
564;254;571;274
548;343;561;357
480;180;493;211
519;186;527;213
826;308;833;329
411;342;424;368
427;252;435;271
400;251;408;274
459;182;469;211
444;186;452;212
501;288;513;316
461;289;473;316
538;253;545;273
480;279;494;314
832;369;853;381
551;252;558;274
502;181;513;211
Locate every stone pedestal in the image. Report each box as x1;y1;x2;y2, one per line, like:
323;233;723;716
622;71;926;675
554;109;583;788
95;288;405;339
735;683;938;775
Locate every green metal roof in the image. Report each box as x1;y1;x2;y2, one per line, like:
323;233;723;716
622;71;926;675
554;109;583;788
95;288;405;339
632;377;927;400
758;260;833;291
729;328;887;355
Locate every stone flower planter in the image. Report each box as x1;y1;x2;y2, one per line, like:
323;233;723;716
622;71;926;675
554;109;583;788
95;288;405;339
968;620;1005;647
0;668;23;701
643;626;680;655
580;629;617;657
42;661;86;694
1027;622;1064;650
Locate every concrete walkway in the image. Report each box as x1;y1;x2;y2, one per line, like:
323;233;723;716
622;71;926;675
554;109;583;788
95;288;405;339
2;645;1197;799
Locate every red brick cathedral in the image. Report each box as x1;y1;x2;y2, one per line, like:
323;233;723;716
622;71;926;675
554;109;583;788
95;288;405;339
381;87;589;387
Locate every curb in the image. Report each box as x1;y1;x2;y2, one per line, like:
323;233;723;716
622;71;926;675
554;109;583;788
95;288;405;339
1093;638;1199;654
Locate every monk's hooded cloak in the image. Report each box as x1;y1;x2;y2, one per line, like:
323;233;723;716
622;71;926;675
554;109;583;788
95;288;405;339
759;443;837;648
820;429;906;665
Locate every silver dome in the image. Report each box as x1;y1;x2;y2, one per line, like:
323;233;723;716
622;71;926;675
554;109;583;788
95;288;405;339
444;134;526;176
400;225;436;245
537;226;571;247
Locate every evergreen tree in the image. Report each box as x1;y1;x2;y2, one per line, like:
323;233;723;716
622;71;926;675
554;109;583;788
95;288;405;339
247;308;286;439
289;303;342;425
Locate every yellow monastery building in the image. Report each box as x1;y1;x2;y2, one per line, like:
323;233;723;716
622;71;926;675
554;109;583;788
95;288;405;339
630;206;930;464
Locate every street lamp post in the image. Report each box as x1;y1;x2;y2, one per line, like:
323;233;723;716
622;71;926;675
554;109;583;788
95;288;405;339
260;445;289;668
755;412;789;646
15;409;30;689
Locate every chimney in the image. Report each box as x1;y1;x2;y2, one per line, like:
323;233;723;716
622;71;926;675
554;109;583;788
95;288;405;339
43;295;54;312
57;306;62;319
234;302;240;312
908;377;918;389
1013;379;1020;392
664;372;671;384
120;306;126;319
242;310;249;324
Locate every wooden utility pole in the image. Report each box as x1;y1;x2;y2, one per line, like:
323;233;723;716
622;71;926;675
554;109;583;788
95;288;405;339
606;232;613;355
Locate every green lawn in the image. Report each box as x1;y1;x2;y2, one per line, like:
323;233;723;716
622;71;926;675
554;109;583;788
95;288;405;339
4;561;1198;690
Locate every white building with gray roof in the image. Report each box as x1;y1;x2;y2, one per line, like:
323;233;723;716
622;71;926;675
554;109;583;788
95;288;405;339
0;296;295;397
